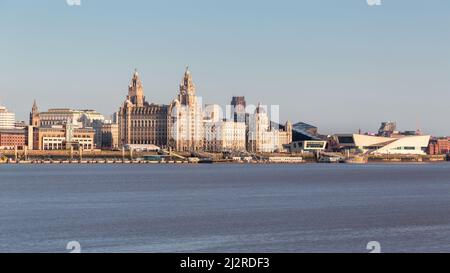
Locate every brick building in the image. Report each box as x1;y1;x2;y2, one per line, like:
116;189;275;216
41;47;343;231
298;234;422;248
0;129;26;149
101;122;119;149
428;138;450;155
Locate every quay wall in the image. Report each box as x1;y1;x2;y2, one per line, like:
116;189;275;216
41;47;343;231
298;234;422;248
1;149;448;164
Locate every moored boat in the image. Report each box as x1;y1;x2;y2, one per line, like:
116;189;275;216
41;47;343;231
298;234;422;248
318;155;343;163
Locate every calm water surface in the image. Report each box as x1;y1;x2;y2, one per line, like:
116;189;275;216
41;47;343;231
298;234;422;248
1;164;450;253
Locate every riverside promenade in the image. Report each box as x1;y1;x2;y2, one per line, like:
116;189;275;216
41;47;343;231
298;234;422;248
0;149;447;164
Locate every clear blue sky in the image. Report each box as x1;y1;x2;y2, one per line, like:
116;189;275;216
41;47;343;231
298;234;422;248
1;0;449;135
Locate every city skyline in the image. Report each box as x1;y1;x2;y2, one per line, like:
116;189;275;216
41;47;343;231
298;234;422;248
2;0;450;257
1;0;449;135
0;66;448;137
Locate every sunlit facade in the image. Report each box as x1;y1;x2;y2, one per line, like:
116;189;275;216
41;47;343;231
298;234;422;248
0;106;15;129
352;134;430;155
169;67;204;151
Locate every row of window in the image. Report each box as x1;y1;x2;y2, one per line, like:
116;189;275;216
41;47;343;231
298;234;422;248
130;120;167;127
0;136;25;140
43;144;93;150
394;146;417;150
131;140;164;145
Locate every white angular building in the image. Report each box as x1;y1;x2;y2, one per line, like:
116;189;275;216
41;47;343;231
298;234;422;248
0;105;15;129
169;67;204;151
352;134;430;155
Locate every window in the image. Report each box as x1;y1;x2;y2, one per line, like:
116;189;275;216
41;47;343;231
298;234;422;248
394;146;416;150
338;136;354;144
306;142;325;149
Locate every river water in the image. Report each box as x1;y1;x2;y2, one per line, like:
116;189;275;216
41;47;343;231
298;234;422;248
1;164;449;253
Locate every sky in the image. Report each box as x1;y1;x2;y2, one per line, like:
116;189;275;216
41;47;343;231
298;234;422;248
0;0;449;135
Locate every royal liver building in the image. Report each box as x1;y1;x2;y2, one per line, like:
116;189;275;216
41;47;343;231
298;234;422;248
168;67;204;151
118;70;169;148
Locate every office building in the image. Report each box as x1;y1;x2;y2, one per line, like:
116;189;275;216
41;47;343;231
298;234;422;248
118;70;169;148
0;105;15;129
169;67;204;151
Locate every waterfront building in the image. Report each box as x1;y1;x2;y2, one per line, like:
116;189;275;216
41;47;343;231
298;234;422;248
33;124;95;150
284;140;327;153
118;70;169;148
333;134;356;151
29;101;104;148
0;105;15;129
168;67;204;151
204;120;246;152
292;122;321;141
248;104;270;152
100;121;119;149
91;120;104;148
0;128;26;149
428;137;450;155
30;102;104;128
278;122;293;152
352;134;430;155
247;104;292;153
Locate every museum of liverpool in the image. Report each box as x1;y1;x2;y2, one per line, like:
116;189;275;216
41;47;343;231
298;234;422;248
336;134;431;155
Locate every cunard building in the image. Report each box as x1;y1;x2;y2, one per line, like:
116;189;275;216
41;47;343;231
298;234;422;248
118;70;169;148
